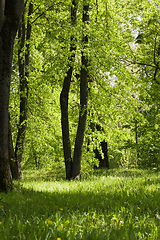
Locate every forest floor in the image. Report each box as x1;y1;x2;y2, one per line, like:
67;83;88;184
0;167;160;239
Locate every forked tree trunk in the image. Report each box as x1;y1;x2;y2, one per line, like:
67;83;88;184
0;0;24;192
61;1;89;180
72;2;89;179
60;0;78;180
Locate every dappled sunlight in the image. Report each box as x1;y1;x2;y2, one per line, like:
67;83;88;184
0;168;157;239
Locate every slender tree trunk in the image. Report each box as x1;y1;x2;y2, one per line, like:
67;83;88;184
0;0;24;192
99;140;109;168
8;113;19;179
72;2;89;179
60;69;73;180
88;121;109;169
60;0;78;180
14;3;33;180
135;120;140;163
61;1;89;179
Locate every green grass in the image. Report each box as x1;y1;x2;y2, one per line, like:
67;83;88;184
0;168;160;239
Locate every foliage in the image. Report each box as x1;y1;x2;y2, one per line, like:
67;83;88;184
8;0;160;172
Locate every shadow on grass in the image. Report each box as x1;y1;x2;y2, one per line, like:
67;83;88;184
11;182;160;216
0;169;160;239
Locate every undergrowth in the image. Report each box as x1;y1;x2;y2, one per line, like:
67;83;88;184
0;168;159;239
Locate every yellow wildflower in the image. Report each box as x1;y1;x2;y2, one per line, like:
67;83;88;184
57;238;61;240
59;208;63;211
47;220;53;225
0;222;2;225
112;217;118;223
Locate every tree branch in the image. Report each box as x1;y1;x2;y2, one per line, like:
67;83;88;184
31;3;62;24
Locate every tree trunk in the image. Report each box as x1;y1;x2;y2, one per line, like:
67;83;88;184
0;0;24;192
135;121;139;161
14;3;33;180
72;2;89;179
8;113;19;179
60;69;73;180
61;1;89;179
60;0;78;180
88;122;109;169
99;140;109;168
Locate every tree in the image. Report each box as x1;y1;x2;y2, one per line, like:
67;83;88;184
60;0;78;179
14;3;33;180
88;122;109;169
72;2;89;179
8;0;160;175
60;0;89;179
0;0;24;192
10;0;68;173
8;2;33;180
120;0;160;166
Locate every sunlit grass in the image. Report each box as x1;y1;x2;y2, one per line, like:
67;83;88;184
0;168;160;239
22;167;66;181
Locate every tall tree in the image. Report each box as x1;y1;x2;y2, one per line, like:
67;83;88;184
8;2;33;180
0;0;24;192
72;2;89;179
60;0;89;179
60;0;78;179
14;2;33;180
8;113;19;179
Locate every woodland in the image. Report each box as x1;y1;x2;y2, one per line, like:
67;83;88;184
0;0;160;192
0;1;160;239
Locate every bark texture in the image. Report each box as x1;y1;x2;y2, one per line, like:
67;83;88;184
60;0;78;180
14;3;33;180
60;1;89;179
8;113;19;179
0;0;24;192
72;2;89;179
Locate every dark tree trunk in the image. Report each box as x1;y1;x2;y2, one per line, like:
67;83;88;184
60;0;78;180
8;113;19;179
135;120;140;162
88;122;109;169
60;69;73;180
60;68;73;180
14;3;33;180
0;0;24;192
72;3;89;179
99;140;109;168
61;1;89;179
